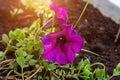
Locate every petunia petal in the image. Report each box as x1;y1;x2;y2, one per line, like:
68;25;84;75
42;48;57;62
50;3;68;24
62;24;84;52
64;44;76;63
56;44;69;64
56;8;68;24
50;2;59;12
67;34;84;52
42;36;55;51
42;42;69;64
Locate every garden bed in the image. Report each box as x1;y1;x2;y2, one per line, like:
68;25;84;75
0;0;120;79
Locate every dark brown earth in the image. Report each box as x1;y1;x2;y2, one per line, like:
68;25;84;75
0;0;120;80
0;0;37;40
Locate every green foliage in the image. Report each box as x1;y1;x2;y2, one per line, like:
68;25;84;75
16;57;25;68
9;29;25;40
20;0;52;16
0;18;45;79
47;59;120;80
113;63;120;76
10;8;24;17
2;34;9;44
15;49;27;57
29;59;37;66
0;51;4;58
94;69;106;80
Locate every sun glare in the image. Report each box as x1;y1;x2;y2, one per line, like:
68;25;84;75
33;0;51;4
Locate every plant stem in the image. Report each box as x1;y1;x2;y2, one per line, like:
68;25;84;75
74;0;90;28
26;67;41;80
91;62;105;70
42;69;47;80
3;49;8;59
81;48;100;56
51;11;55;32
51;71;59;79
5;70;13;80
114;26;120;42
22;68;24;80
3;40;12;59
0;59;15;65
108;75;114;80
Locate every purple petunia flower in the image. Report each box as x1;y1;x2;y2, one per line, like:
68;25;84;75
42;24;84;64
50;2;68;24
42;2;68;30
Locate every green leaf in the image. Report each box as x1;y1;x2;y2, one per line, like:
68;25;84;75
43;61;56;71
23;71;31;75
82;69;92;76
15;49;27;57
2;34;9;44
14;29;25;40
77;59;90;72
10;8;23;17
26;41;34;51
9;31;16;40
16;57;25;68
51;76;56;80
9;62;18;69
38;48;44;55
10;10;15;17
25;55;34;61
45;76;49;80
9;29;25;40
56;69;59;74
58;70;62;76
94;69;105;78
97;77;104;80
14;69;21;76
29;19;40;31
113;63;120;76
115;63;120;72
84;64;91;70
38;76;42;80
80;75;90;79
29;59;37;66
84;59;90;66
23;64;29;68
16;42;23;47
77;59;84;71
47;64;56;71
17;9;24;14
0;51;4;58
34;40;43;48
6;44;16;51
35;64;39;68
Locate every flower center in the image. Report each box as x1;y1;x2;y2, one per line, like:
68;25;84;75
58;36;66;44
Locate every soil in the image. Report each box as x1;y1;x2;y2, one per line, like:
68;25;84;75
0;0;120;80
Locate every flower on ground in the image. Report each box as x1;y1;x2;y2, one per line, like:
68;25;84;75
42;24;84;64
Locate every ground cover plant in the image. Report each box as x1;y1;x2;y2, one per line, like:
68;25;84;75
0;0;120;80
